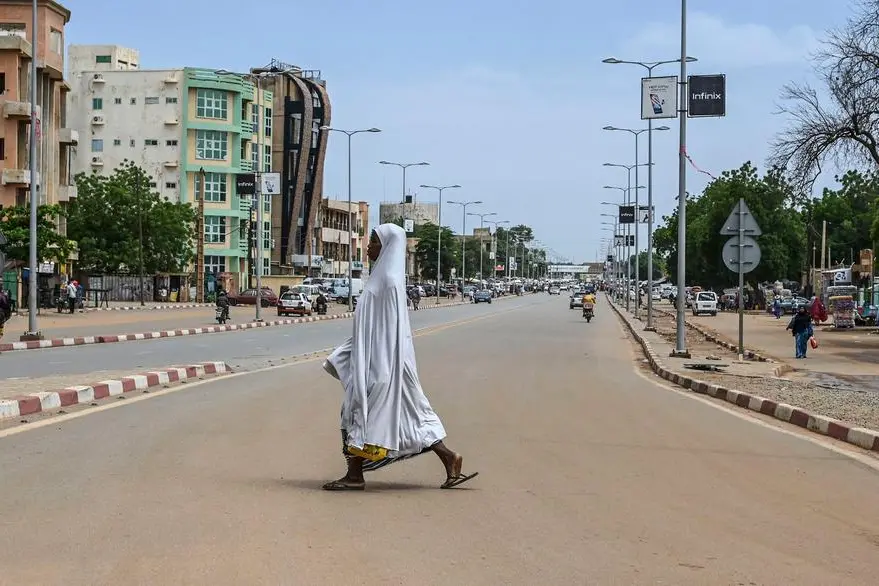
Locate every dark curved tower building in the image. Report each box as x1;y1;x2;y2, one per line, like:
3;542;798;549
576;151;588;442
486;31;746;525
255;59;330;275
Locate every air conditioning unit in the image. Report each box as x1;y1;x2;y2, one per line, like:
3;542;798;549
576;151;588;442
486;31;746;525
92;73;104;82
91;156;103;165
92;115;104;124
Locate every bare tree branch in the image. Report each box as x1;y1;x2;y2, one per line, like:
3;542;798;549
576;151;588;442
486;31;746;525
770;0;879;191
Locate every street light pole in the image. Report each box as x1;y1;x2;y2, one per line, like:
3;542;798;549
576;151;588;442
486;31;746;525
420;184;461;304
602;57;694;329
675;0;691;356
447;200;482;282
25;0;39;337
485;219;509;279
321;126;382;312
379;160;429;205
468;211;496;281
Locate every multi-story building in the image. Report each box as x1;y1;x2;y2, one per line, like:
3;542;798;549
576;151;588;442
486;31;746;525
316;198;368;278
0;0;76;235
255;59;330;276
378;201;439;227
67;45;273;291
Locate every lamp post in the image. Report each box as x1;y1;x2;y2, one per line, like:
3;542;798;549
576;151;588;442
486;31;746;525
379;160;429;205
603;163;649;312
420;184;461;305
321;126;382;311
467;211;496;281
506;232;516;278
447;200;482;283
601;214;619;294
24;0;39;338
485;219;510;279
603;125;669;321
603;49;696;334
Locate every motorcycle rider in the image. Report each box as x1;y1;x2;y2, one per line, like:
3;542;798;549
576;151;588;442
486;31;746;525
315;291;328;314
216;288;230;321
582;289;596;316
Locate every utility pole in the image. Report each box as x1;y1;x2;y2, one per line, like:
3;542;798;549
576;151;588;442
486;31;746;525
196;167;205;303
138;175;145;306
23;0;40;339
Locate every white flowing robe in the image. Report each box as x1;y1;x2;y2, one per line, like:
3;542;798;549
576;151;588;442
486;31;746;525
324;223;446;461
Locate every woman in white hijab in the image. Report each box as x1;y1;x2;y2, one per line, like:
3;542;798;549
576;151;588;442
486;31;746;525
322;223;478;491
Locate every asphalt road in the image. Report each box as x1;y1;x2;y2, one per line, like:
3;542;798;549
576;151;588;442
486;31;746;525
0;297;529;379
1;296;878;584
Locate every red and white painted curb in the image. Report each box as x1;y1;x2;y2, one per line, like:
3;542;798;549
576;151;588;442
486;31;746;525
86;303;216;312
0;361;230;421
608;297;879;453
0;299;483;353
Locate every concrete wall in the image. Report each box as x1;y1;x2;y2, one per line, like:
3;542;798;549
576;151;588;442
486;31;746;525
67;68;184;199
68;44;139;73
379;201;439;226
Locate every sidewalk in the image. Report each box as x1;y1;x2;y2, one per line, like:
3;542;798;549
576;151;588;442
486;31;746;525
607;298;879;452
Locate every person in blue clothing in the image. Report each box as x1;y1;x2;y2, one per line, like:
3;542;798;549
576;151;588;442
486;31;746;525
786;306;813;359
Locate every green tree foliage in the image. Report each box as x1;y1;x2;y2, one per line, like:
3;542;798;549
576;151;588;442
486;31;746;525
0;204;73;264
652;162;806;290
68;161;197;274
806;170;879;265
628;251;665;280
412;222;457;281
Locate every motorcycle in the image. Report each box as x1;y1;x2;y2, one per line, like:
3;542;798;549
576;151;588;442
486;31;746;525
582;302;594;323
215;305;229;324
315;299;328;315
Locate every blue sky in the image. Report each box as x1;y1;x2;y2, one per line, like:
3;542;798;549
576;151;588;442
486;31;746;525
64;0;848;262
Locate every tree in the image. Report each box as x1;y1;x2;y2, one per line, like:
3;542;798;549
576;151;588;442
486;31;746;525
652;162;806;291
0;204;73;265
628;251;665;280
412;222;457;281
809;170;879;265
68;161;197;274
770;1;879;189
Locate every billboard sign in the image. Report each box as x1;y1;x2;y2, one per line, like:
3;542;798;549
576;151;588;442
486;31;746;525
688;74;726;117
641;76;678;120
618;205;635;224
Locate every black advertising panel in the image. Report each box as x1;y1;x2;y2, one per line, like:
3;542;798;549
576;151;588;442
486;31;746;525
618;205;635;224
236;173;256;195
606;254;614;262
688;74;726;117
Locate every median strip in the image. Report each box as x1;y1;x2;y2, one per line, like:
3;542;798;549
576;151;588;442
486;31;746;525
0;362;231;421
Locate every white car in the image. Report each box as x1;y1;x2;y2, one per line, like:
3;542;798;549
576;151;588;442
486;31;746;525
277;291;313;316
692;291;718;316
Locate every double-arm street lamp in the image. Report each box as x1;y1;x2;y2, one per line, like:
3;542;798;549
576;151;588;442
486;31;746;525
321;126;382;311
447;199;482;282
467;211;497;280
379;160;429;205
603;43;699;349
420;184;461;304
484;219;510;278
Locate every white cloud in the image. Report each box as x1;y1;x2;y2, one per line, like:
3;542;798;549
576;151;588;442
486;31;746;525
623;12;820;68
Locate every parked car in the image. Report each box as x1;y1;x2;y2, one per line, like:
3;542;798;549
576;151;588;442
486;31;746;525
692;291;718;316
277;292;313;316
473;289;493;304
228;287;278;307
548;286;561;295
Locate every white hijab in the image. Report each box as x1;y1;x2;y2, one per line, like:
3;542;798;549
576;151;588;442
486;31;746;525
325;223;445;457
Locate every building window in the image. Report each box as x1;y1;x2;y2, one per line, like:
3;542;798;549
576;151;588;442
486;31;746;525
196;89;228;119
195;130;227;160
311;120;320;148
144;139;158;146
312;91;320;108
251;144;259;169
130;98;137;105
145;96;159;105
263;221;271;250
0;138;5;159
166;139;178;146
113;139;121;146
149;181;157;188
251;103;258;126
264;144;271;172
91;139;103;152
205;255;226;274
263;192;271;214
196;172;227;202
95;55;111;64
92;97;103;110
114;97;122;105
205;216;226;243
130;139;136;147
262;257;270;276
49;29;62;54
0;73;5;94
291;114;302;145
265;108;272;137
166;97;178;104
165;181;177;189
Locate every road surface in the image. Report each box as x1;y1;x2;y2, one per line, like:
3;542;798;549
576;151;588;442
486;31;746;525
1;296;878;584
0;297;526;379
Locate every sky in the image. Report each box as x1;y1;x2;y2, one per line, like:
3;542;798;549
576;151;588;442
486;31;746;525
63;0;850;263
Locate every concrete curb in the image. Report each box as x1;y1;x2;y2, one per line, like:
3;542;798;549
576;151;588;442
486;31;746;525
0;361;231;421
606;296;879;453
0;298;486;353
85;303;216;312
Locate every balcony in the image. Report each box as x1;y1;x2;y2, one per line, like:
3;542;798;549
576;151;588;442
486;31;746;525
239;160;253;172
2;169;30;185
59;128;79;145
241;120;255;135
3;100;37;120
0;35;32;57
57;184;77;202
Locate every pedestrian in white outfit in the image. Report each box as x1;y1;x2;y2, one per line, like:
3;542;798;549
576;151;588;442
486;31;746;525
322;223;478;491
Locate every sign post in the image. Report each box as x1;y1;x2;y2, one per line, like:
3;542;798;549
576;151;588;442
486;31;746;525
720;198;762;360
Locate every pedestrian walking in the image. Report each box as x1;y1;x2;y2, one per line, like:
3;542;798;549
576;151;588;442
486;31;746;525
786;306;814;359
772;297;782;319
0;288;10;339
66;280;77;314
321;223;477;491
